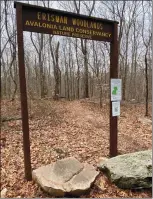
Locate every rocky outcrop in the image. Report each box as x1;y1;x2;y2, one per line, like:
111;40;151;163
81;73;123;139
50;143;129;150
98;150;152;189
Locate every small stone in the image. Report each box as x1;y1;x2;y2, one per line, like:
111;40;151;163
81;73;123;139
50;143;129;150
1;188;7;198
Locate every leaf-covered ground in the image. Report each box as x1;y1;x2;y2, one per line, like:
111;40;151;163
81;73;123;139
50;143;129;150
1;99;152;198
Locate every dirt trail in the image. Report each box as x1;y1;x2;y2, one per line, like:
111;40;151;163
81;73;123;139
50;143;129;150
52;100;110;164
63;100;108;129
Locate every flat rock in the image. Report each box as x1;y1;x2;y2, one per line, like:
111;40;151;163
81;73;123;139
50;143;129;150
98;150;152;189
32;157;99;196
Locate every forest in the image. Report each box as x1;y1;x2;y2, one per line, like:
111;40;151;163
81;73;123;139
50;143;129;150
1;1;152;198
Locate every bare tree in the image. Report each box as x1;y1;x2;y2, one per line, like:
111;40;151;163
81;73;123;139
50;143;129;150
75;39;80;99
142;1;152;116
49;36;61;100
4;0;17;100
73;0;95;98
30;32;46;98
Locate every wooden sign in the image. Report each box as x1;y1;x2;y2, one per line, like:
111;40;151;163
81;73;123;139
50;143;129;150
15;3;115;42
14;1;119;181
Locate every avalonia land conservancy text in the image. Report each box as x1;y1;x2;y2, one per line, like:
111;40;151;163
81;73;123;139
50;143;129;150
25;21;112;39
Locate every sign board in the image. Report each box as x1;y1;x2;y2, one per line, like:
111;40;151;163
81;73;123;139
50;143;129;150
20;4;114;41
112;101;120;116
111;79;121;101
14;1;119;180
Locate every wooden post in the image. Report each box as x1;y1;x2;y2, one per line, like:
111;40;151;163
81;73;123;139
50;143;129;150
16;4;32;180
110;23;118;157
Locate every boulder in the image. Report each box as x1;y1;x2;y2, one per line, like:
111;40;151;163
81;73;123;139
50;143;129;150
32;157;99;196
98;150;152;189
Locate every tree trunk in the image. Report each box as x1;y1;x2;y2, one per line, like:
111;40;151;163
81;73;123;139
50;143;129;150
54;41;60;100
75;39;80;99
145;52;149;116
83;40;89;98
